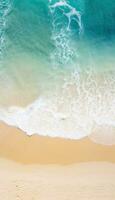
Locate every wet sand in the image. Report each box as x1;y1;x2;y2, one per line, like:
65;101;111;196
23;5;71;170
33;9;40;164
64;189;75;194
0;122;115;199
0;122;115;164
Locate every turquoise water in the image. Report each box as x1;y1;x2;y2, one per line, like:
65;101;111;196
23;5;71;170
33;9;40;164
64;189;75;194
0;0;115;145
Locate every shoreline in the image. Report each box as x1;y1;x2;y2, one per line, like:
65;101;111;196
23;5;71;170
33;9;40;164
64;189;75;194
0;122;115;164
0;122;115;199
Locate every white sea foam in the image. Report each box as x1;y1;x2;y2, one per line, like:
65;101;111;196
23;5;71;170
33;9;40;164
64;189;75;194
0;0;13;58
0;96;90;139
0;70;115;145
49;0;83;65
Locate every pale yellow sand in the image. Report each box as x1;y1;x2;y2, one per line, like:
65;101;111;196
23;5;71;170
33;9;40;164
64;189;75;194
0;159;115;200
0;123;115;199
0;123;115;164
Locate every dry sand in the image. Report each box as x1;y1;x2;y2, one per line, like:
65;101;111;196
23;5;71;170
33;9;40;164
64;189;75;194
0;159;115;200
0;122;115;199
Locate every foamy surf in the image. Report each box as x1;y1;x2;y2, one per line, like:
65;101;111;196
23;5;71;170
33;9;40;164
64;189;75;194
49;0;83;64
0;0;115;145
0;94;115;145
0;70;115;145
0;0;13;58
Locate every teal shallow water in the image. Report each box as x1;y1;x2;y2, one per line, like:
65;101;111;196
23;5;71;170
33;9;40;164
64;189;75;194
0;0;115;145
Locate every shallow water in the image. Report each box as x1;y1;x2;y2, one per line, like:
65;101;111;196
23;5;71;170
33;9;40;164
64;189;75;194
0;0;115;144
